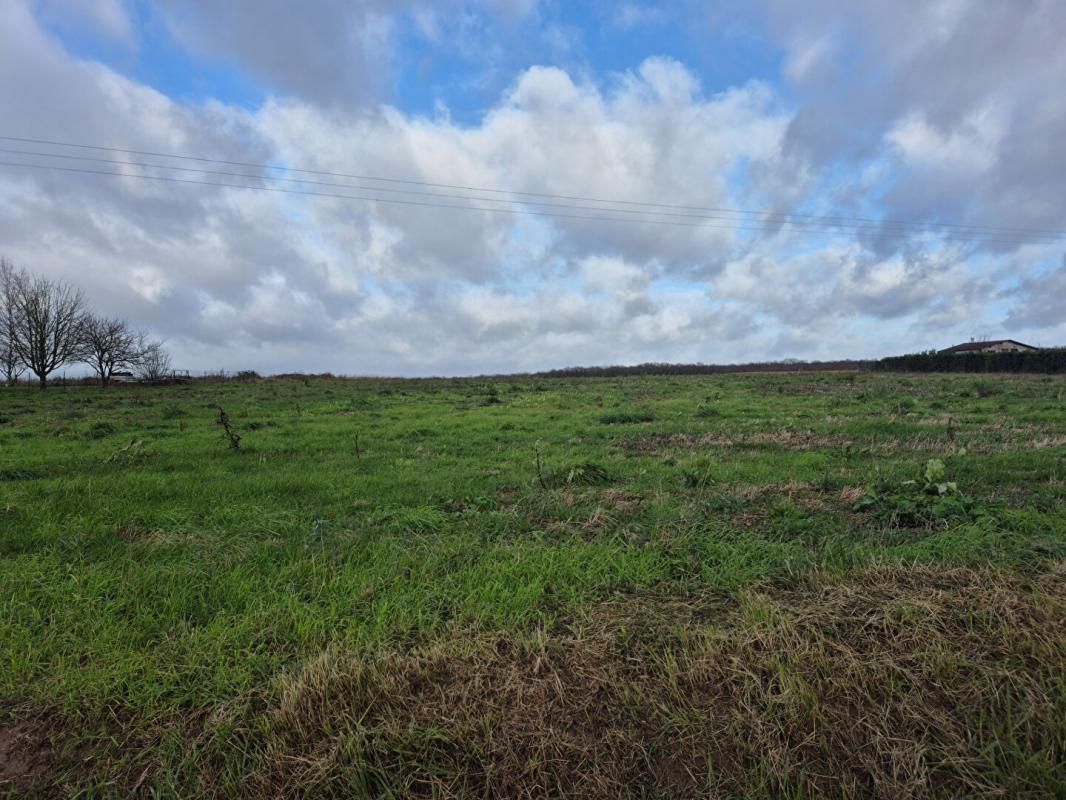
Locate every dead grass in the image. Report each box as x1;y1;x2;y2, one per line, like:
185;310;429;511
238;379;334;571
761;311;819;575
622;430;847;453
623;425;1066;457
243;564;1066;799
838;485;866;504
4;565;1064;798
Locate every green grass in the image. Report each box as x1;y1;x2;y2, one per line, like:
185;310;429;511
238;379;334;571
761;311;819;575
1;371;1065;797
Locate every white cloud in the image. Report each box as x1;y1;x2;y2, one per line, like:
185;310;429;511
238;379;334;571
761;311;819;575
759;0;1066;235
1;0;1063;374
887;104;1005;175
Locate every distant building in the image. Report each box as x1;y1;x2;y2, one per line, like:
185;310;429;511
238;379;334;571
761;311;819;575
112;370;137;383
939;339;1038;354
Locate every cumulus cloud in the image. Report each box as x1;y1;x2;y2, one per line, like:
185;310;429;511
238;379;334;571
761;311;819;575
0;0;1063;374
0;3;796;373
759;0;1066;235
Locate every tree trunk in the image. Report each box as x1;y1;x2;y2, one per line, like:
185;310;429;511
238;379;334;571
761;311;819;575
38;375;47;390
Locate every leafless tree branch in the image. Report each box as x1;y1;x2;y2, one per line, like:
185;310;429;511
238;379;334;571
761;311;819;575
80;314;145;387
137;340;173;383
6;266;88;389
0;258;26;386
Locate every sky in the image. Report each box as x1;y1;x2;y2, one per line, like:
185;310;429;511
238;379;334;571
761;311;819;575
0;0;1064;376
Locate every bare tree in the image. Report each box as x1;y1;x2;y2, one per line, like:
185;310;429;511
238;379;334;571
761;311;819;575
137;340;172;383
0;258;25;386
80;314;145;387
7;269;87;389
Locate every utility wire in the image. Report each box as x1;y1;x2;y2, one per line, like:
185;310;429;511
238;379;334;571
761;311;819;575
0;159;787;232
4;145;1061;242
0;158;1060;247
2;134;1063;240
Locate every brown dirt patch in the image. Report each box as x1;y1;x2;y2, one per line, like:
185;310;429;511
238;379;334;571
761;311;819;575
0;718;53;789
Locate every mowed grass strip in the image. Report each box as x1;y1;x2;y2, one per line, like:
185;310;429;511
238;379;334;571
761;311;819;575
1;372;1065;796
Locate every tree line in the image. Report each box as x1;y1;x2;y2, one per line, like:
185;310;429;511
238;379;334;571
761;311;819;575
0;258;171;389
873;349;1066;374
539;360;869;378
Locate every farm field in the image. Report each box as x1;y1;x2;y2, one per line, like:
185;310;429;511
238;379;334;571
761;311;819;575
1;371;1065;798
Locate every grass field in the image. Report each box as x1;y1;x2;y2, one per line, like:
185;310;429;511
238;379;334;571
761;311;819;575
1;371;1065;798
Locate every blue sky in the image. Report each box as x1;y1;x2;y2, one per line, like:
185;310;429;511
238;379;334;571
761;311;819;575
1;0;1064;375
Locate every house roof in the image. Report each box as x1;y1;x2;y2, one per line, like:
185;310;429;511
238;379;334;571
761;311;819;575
939;339;1037;353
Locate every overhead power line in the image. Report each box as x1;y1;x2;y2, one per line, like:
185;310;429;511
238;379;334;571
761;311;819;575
0;160;793;232
4;134;1061;240
4;145;1063;244
0;137;1062;246
3;158;1060;248
1;158;1059;246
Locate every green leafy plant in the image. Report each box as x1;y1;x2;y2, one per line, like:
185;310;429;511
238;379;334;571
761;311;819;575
854;458;990;528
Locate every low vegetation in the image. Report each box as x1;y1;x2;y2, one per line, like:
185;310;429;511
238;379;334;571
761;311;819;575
1;371;1064;797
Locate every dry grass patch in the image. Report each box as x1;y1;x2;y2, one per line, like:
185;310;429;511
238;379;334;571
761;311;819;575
838;485;866;504
621;429;853;455
4;565;1065;798
241;564;1066;799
